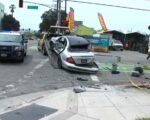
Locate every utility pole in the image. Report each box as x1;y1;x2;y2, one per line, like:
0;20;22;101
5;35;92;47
65;0;67;18
56;0;61;33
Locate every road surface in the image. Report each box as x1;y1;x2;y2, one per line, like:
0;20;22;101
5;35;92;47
0;40;99;99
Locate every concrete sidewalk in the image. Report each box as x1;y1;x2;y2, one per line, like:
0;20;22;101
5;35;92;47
0;86;150;120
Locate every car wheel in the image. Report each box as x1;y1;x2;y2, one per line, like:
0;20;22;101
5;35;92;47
19;57;24;63
57;57;62;68
24;52;27;56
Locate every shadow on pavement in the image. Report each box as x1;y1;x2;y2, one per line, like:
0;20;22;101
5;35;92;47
0;55;33;66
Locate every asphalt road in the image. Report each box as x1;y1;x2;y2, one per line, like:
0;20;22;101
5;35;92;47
1;40;149;99
0;40;99;99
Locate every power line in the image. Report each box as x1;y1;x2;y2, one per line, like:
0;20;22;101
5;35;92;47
67;0;150;12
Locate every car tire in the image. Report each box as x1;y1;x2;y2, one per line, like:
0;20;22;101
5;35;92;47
57;57;62;69
24;52;27;57
19;57;24;63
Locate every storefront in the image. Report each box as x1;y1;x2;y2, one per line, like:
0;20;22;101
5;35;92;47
125;32;149;53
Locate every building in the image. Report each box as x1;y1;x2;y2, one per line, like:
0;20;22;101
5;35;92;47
74;21;83;26
125;32;148;53
0;2;4;30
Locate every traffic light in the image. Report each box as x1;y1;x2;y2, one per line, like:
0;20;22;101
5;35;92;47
19;0;23;8
63;20;69;26
148;25;150;30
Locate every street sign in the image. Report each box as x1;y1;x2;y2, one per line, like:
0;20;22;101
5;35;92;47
27;6;38;9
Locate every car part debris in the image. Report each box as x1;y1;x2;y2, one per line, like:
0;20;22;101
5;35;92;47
112;71;120;74
131;71;140;77
111;63;120;74
134;62;143;74
117;56;121;62
77;77;88;81
73;86;86;93
134;67;143;74
128;78;143;90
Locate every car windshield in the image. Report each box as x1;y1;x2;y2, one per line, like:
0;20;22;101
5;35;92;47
69;44;90;52
0;34;22;43
113;40;122;44
1;1;150;120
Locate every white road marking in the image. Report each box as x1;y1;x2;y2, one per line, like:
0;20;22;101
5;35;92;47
5;84;14;88
23;59;49;79
91;75;99;82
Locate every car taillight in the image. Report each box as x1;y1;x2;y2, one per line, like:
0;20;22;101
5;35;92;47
66;57;74;64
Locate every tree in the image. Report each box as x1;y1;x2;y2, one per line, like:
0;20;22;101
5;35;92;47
39;9;66;32
1;14;20;31
9;4;16;17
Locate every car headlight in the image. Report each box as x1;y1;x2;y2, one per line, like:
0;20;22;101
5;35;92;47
14;46;23;51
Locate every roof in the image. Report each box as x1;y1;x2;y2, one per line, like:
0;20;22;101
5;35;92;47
0;32;22;36
73;25;96;36
66;36;89;45
103;30;125;35
50;26;69;29
125;32;145;36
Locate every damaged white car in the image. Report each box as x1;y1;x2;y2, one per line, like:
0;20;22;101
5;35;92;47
50;35;99;73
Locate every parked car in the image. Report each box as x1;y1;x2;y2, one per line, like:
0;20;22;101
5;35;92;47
50;35;99;73
0;32;28;62
111;39;124;51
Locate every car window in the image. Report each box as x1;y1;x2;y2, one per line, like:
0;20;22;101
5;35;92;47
67;36;89;46
54;37;66;53
0;34;22;43
67;36;90;52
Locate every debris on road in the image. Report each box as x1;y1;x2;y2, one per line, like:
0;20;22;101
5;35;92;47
77;77;88;81
131;71;140;77
111;63;120;74
127;74;150;89
73;86;86;93
117;56;121;62
134;62;143;75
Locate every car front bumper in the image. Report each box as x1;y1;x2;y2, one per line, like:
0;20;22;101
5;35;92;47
0;51;24;60
62;61;99;73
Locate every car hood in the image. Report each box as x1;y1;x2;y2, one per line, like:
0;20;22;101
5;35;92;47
0;42;21;46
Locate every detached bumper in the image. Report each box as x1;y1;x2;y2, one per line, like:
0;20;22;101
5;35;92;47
62;61;99;73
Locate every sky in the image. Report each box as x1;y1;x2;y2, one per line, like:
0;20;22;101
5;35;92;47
0;0;150;33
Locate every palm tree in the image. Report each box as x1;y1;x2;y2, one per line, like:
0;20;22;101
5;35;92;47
9;4;16;17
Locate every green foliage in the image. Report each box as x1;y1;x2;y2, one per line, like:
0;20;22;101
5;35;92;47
1;14;20;31
39;9;66;32
34;32;41;38
73;25;96;36
24;32;33;38
137;118;150;120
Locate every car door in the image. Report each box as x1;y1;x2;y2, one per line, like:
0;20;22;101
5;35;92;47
22;35;27;54
54;37;67;54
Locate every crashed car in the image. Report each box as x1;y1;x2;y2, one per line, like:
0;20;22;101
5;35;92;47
50;35;99;73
